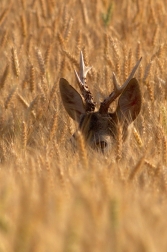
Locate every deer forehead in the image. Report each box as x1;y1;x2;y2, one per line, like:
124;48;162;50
79;112;118;134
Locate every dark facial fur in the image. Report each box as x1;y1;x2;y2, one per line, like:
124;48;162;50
78;112;122;152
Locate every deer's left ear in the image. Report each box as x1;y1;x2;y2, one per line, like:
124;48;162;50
116;78;141;123
59;78;85;122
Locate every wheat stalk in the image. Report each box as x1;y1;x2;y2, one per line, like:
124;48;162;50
20;14;27;38
0;30;8;48
133;127;143;147
17;94;29;109
49;110;58;140
35;48;45;76
11;48;20;78
29;64;35;93
0;64;10;89
22;121;27;149
0;7;10;26
115;123;123;162
128;155;145;181
5;87;17;109
76;131;88;168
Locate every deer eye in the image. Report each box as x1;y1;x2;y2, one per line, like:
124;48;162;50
95;141;107;150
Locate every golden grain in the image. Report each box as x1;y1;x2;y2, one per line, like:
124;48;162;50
39;0;47;18
157;57;164;75
11;48;20;78
0;8;10;27
63;49;79;67
152;25;159;46
136;41;141;61
76;130;88;168
144;159;156;170
64;17;73;42
145;81;154;103
0;64;10;89
162;136;167;165
22;121;27;149
104;33;109;56
49;110;58;140
20;14;27;38
156;126;162;156
123;55;128;80
35;48;45;76
44;44;52;68
79;0;89;25
115;123;122;162
0;0;167;250
49;80;57;103
133;127;143;147
140;115;146;136
29;64;35;93
149;1;157;24
57;32;66;49
20;0;26;9
17;93;29;109
129;155;145;181
76;30;82;51
143;61;153;82
28;94;40;113
0;29;8;48
5;87;17;109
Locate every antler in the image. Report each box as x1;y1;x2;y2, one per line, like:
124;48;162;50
74;51;96;112
99;57;142;114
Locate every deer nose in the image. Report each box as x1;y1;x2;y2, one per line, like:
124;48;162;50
95;141;107;150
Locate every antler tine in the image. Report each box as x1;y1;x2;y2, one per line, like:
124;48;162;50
79;51;92;84
120;56;142;90
74;51;96;112
99;57;142;114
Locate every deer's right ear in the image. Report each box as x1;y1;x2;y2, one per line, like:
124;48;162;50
117;78;141;123
59;78;85;122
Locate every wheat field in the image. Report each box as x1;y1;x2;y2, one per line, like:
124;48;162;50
0;0;167;251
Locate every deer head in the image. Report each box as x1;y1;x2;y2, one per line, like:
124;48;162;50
59;52;142;152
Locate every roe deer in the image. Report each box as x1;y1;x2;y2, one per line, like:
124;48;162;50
59;52;142;153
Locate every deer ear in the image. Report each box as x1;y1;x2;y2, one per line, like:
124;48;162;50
59;78;85;122
117;78;141;123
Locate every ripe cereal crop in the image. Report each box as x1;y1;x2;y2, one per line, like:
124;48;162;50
0;0;167;251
